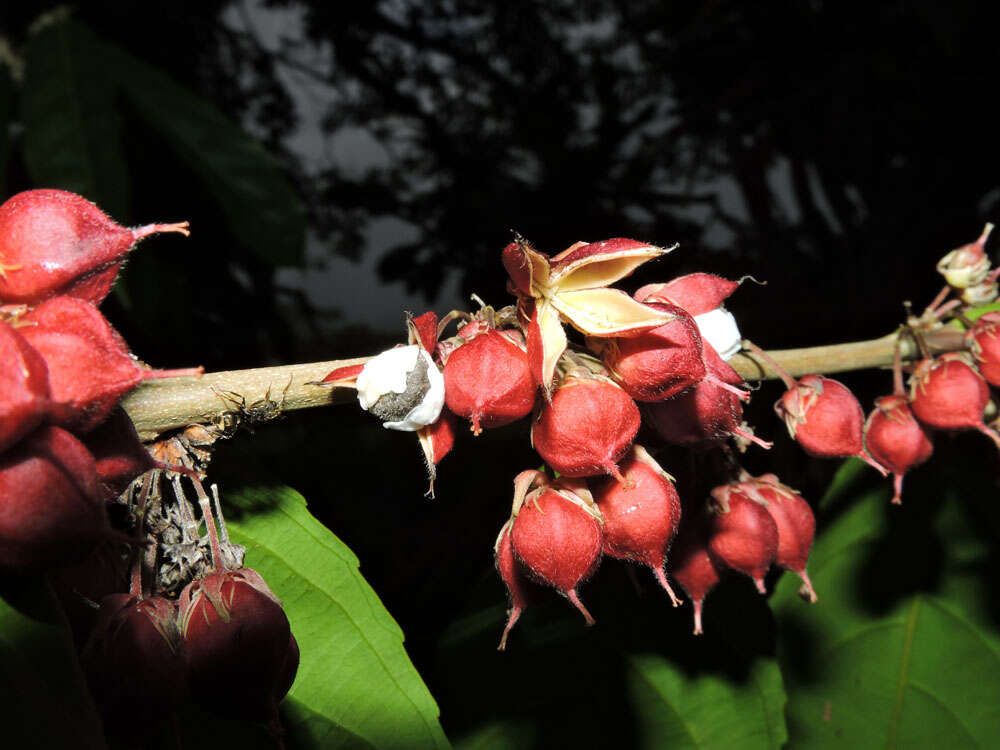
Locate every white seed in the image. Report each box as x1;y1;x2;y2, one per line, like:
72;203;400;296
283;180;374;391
694;307;742;360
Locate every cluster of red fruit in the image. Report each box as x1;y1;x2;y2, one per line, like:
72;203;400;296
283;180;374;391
0;189;297;742
328;228;1000;647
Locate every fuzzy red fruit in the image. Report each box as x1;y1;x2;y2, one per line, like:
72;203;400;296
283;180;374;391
0;189;189;305
495;520;537;650
707;484;778;593
50;542;129;647
776;374;886;472
82;593;185;736
644;344;767;448
0;320;52;452
864;395;934;504
20;297;201;432
511;486;603;624
599;303;706;401
593;446;682;605
531;376;640;483
635;272;740;316
967;312;1000;387
668;519;720;635
444;330;535;434
0;426;108;570
909;353;1000;446
82;408;159;500
179;568;298;726
743;474;818;602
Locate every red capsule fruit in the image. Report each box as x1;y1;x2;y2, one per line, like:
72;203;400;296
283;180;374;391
0;189;189;305
531;375;640;483
644;344;768;449
444;329;536;434
20;297;201;432
510;476;603;625
0;426;108;571
179;568;298;726
778;374;888;471
909;352;1000;447
966;312;1000;387
745;342;887;472
0;320;52;453
50;542;129;647
635;273;742;317
707;483;778;594
593;446;682;605
863;395;934;504
177;480;297;732
668;519;721;635
495;520;538;650
742;474;818;602
598;303;707;402
82;593;186;736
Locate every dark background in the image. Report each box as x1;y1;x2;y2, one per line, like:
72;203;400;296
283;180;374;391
3;1;999;741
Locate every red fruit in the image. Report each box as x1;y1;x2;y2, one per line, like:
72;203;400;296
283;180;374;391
179;568;297;725
967;312;1000;387
82;408;158;500
510;478;603;624
50;542;130;647
707;484;778;593
668;519;720;635
531;375;640;483
444;330;536;434
177;479;297;730
645;344;768;448
0;320;51;452
81;593;185;735
495;520;536;650
0;189;189;305
418;409;457;498
909;352;1000;446
598;303;707;401
863;395;934;504
744;341;886;472
593;446;682;605
20;297;201;432
0;426;108;570
743;474;818;602
635;273;741;316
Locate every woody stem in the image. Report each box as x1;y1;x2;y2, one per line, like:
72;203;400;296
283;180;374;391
121;327;968;442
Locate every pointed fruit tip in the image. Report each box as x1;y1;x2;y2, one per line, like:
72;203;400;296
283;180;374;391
133;221;191;240
653;566;683;607
798;571;818;603
567;590;596;626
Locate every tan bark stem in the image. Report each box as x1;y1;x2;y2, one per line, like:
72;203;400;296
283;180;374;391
121;327;967;441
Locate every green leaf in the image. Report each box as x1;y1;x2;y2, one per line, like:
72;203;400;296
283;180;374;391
0;579;107;750
771;454;1000;747
0;63;14;195
222;484;449;750
20;20;129;218
105;41;305;267
431;567;787;750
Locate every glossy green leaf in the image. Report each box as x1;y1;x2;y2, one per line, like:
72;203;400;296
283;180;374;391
20;20;129;219
105;42;305;267
222;484;448;750
432;564;787;750
771;455;1000;747
0;579;107;750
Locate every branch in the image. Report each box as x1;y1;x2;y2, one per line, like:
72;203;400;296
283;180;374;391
121;327;967;441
